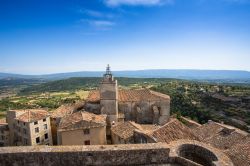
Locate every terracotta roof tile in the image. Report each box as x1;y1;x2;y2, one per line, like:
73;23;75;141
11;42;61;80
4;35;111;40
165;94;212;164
193;121;225;141
15;109;49;123
58;111;106;130
0;118;6;124
150;119;199;143
193;121;248;150
111;121;144;140
119;89;170;102
140;124;160;132
51;101;85;118
225;135;250;166
87;90;100;103
87;89;170;103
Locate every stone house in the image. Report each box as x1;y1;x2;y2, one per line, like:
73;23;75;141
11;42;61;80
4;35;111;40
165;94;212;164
57;111;107;145
6;109;52;146
134;118;199;144
111;121;158;144
0;118;10;147
111;121;142;144
50;101;85;145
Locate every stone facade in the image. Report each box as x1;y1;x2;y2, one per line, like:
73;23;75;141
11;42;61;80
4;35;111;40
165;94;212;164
0;122;10;147
6;109;53;146
99;64;118;127
117;92;170;125
57;111;107;145
50;102;85;145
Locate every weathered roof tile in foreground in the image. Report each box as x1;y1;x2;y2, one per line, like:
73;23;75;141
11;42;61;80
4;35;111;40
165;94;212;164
111;121;143;140
111;121;158;140
58;111;106;131
193;121;248;150
225;135;250;166
150;119;199;143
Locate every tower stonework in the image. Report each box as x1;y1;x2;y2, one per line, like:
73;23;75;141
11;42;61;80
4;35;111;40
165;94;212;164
100;65;118;127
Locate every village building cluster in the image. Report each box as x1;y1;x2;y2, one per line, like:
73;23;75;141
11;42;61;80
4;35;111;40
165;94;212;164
0;65;249;165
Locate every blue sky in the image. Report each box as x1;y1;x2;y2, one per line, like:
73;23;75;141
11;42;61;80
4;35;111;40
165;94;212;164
0;0;250;74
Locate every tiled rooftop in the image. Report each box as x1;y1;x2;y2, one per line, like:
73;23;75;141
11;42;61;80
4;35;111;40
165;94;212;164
51;101;85;118
193;121;248;150
111;121;143;140
0;118;7;124
225;135;250;166
150;119;199;143
111;121;158;140
58;111;106;131
14;109;49;123
140;124;160;132
87;90;100;103
87;89;170;103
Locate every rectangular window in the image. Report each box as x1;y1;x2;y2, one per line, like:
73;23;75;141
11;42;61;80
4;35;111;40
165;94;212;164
36;137;40;144
84;140;90;145
44;133;48;140
24;138;28;145
35;127;39;133
23;128;27;134
43;118;46;122
23;122;26;126
34;121;38;125
107;135;111;140
44;124;47;130
83;129;90;135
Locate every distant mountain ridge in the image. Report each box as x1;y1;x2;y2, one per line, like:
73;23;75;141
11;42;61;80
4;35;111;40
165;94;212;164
1;69;250;81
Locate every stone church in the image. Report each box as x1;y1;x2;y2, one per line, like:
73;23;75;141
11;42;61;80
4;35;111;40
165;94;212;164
85;65;171;131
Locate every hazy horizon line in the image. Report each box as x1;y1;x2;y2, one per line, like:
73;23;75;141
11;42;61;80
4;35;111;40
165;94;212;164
1;68;250;76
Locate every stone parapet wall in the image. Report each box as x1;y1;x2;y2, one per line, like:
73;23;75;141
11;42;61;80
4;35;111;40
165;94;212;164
0;143;170;166
0;141;234;166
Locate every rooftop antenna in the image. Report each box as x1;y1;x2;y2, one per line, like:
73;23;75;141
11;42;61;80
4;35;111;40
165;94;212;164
106;64;111;75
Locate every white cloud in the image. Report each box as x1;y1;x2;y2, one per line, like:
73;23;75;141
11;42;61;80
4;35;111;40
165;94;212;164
80;9;104;17
79;9;115;18
90;20;115;27
104;0;174;7
79;19;115;30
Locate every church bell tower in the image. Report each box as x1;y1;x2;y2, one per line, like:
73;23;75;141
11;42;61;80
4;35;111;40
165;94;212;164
100;64;118;126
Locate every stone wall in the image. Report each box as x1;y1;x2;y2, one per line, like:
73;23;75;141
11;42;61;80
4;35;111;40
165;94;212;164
85;103;101;114
0;143;171;166
0;141;233;166
58;126;107;145
118;100;170;125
